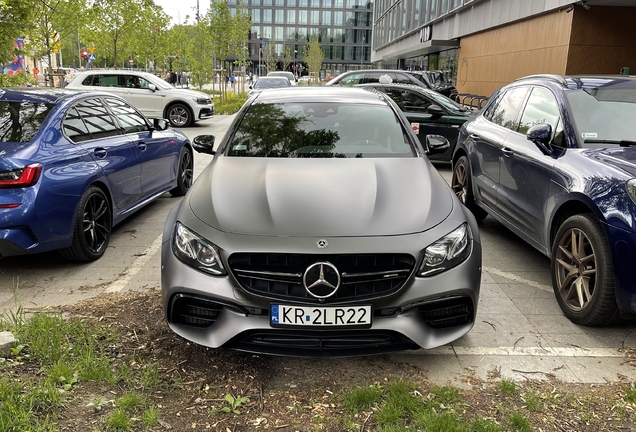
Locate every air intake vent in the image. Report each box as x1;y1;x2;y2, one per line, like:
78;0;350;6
418;297;474;329
170;295;224;328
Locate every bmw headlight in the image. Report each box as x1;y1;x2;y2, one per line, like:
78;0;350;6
627;179;636;204
193;97;210;105
419;223;471;276
172;222;226;275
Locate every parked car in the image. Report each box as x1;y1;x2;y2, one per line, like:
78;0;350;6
0;88;193;261
267;71;297;85
326;69;457;97
248;76;292;95
356;82;471;162
452;74;636;326
65;70;214;128
410;70;458;97
161;86;482;357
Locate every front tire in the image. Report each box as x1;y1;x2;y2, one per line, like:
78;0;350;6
551;214;618;326
60;186;111;262
451;155;487;221
170;147;193;197
167;103;192;128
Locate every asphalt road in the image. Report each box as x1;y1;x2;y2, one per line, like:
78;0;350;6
2;115;636;386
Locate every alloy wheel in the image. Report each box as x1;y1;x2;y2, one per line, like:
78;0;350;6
452;163;468;204
170;107;189;127
180;150;193;190
82;193;109;254
554;228;597;312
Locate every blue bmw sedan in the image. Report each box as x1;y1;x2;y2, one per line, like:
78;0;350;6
0;89;193;261
452;74;636;326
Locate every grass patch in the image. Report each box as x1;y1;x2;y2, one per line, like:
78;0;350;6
105;409;132;431
522;390;543;412
415;411;470;431
141;407;160;427
340;384;382;412
429;385;462;406
117;392;146;411
498;378;518;395
625;387;636;404
508;413;532;431
471;416;504;432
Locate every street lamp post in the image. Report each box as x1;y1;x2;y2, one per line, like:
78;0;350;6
293;49;297;78
258;47;262;77
360;36;365;67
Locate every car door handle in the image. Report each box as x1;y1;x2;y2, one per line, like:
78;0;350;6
502;147;514;157
469;134;481;140
138;142;147;151
94;148;107;159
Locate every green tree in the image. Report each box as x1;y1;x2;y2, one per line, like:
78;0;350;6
263;39;277;75
280;44;293;73
0;0;33;65
181;19;215;89
209;0;234;96
228;1;251;92
304;35;323;82
126;2;171;71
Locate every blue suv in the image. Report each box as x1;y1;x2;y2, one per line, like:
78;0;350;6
452;74;636;326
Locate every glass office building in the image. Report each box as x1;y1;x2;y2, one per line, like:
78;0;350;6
228;0;373;77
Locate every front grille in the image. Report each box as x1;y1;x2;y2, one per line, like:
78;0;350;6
226;329;418;357
418;296;474;329
169;295;224;328
228;253;416;303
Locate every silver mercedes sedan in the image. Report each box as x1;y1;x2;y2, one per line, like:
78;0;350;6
161;87;482;357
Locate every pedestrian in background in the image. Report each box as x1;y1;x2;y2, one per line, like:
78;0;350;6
169;70;177;86
229;73;235;89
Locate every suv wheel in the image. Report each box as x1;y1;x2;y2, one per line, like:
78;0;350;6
167;103;192;127
452;156;487;221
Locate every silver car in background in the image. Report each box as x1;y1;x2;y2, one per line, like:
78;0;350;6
161;87;482;357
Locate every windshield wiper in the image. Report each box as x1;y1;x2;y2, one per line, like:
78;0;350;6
584;139;636;147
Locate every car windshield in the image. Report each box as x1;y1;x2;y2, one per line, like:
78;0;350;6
253;78;290;89
426;71;450;85
142;73;173;90
567;87;636;145
0;101;54;143
227;102;415;158
425;90;466;112
269;72;294;80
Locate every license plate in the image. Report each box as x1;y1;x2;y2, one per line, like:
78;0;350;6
270;304;372;327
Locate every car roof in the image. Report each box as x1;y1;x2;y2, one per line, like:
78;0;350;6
0;88;89;104
512;74;636;91
251;86;390;105
355;82;440;96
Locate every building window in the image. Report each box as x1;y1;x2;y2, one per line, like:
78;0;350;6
322;10;331;25
263;0;272;5
324;0;332;6
263;26;272;38
287;9;296;23
276;0;284;4
299;10;308;23
299;0;308;6
311;0;320;6
334;11;343;25
311;10;320;24
288;0;296;5
276;9;284;22
335;0;343;7
252;9;261;23
276;27;283;39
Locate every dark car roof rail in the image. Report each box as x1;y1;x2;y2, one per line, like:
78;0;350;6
515;74;569;87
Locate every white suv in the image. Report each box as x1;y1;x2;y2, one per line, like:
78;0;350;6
66;70;214;127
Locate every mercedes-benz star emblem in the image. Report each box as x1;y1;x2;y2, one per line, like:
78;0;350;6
316;239;328;249
303;262;340;299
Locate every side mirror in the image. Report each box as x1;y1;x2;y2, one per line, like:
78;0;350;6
427;104;445;118
148;83;156;92
249;85;253;89
152;118;169;131
425;134;450;155
526;124;553;155
192;135;216;154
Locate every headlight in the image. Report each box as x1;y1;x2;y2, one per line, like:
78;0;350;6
193;97;210;105
172;222;226;275
419;223;471;276
627;179;636;204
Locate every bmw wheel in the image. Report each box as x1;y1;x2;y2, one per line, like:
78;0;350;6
452;156;487;221
60;186;111;261
551;214;618;326
170;147;194;197
167;103;192;128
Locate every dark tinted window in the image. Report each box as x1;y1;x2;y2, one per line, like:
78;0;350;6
227;102;413;158
123;75;151;89
489;87;529;130
62;107;91;143
103;98;149;133
81;74;119;87
366;72;386;84
393;73;415;85
383;89;432;113
0;101;54;143
253;77;290;89
74;98;122;139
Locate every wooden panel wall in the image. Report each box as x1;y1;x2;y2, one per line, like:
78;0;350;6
455;10;573;97
566;6;636;75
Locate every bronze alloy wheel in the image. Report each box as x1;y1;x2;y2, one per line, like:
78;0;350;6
554;227;597;312
168;103;191;127
452;161;468;205
551;214;618;326
451;156;487;221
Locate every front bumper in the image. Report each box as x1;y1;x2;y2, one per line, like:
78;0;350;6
197;105;214;120
161;206;482;357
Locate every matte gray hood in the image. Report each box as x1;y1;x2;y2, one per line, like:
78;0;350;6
189;157;453;237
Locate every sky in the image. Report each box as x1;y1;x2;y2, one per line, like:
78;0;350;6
154;0;209;26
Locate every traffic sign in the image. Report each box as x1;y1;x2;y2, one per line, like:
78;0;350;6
129;59;134;64
88;54;96;61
